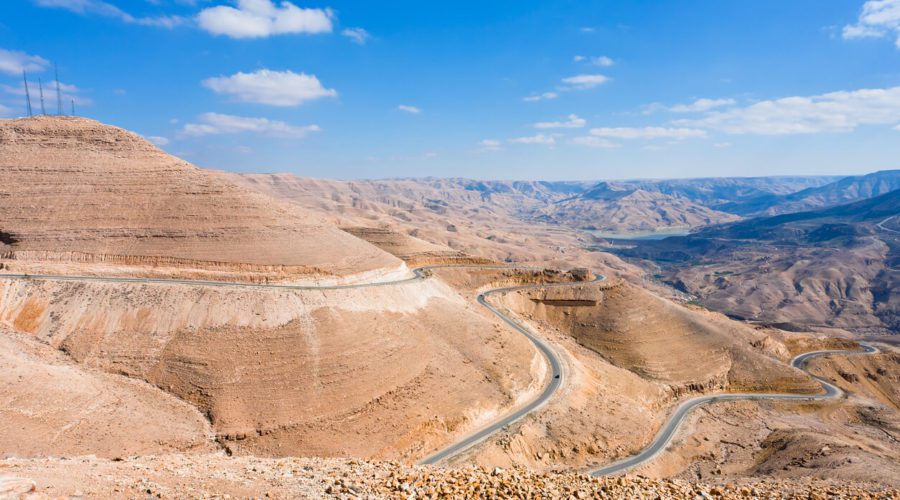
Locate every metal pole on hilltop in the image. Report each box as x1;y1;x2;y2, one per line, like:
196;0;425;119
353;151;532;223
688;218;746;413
38;78;46;115
23;71;33;117
55;64;63;115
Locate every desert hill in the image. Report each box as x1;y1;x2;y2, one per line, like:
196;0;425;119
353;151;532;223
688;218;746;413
528;182;740;232
618;189;900;333
0;116;401;282
0;117;552;463
718;170;900;217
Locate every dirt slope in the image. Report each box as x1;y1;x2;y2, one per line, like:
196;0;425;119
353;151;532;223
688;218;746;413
0;116;400;281
0;327;214;458
0;275;541;462
531;182;740;232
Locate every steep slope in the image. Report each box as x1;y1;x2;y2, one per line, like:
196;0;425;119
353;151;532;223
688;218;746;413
227;173;631;273
0;326;215;458
530;182;740;233
0;117;546;463
618;190;900;333
718;170;900;216
0;116;401;282
602;175;839;209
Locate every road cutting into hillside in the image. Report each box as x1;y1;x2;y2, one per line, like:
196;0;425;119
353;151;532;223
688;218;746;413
0;264;604;466
589;343;880;477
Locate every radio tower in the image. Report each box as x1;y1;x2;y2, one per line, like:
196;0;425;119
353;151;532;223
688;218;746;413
23;71;33;117
55;64;63;115
38;78;46;115
71;99;75;116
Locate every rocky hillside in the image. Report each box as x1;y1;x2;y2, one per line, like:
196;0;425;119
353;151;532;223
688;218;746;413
528;182;740;232
617;189;900;333
2;455;896;499
719;170;900;216
0;116;400;281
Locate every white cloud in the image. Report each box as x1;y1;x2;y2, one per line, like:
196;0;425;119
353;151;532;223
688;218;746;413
509;133;556;145
570;136;620;148
534;113;586;129
523;91;558;102
893;123;900;131
668;97;736;113
580;27;595;33
675;86;900;135
0;103;14;117
576;55;613;67
0;48;49;75
478;139;503;151
341;27;371;44
714;142;731;148
588;127;707;139
397;104;421;114
842;0;900;48
35;0;186;28
202;69;336;106
561;74;609;90
197;0;333;39
146;135;170;146
181;112;321;138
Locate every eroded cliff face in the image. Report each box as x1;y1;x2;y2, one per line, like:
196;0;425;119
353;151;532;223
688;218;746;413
493;281;820;396
0;276;542;461
0;116;400;279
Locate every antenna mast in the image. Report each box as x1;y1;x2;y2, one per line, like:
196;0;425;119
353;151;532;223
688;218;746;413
38;78;46;115
71;99;75;116
55;64;62;115
23;71;33;117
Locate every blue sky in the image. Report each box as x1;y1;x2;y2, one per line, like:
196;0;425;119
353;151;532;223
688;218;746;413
1;0;899;180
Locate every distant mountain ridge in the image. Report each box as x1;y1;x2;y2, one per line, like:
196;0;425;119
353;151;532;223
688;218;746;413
717;170;900;216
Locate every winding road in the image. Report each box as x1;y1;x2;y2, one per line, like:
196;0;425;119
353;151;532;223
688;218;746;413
419;275;604;465
589;343;879;476
877;215;899;234
0;265;881;474
0;263;600;466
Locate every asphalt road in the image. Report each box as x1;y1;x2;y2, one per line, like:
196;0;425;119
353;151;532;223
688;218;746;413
588;343;879;477
0;263;603;466
419;275;605;465
877;215;899;234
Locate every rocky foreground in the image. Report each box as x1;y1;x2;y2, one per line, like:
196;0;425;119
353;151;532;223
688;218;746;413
1;455;897;499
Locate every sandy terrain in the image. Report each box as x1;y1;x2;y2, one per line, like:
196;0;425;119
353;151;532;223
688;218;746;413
0;274;547;462
0;326;214;458
0;117;400;281
2;455;896;499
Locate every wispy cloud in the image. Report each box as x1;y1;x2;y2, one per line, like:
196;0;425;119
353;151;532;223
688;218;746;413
574;55;614;67
181;112;321;138
668;97;736;113
197;0;333;39
146;135;170;146
675;86;900;135
560;74;609;90
202;69;336;106
523;91;558;102
588;127;707;139
477;139;503;151
570;136;620;148
397;104;421;114
843;0;900;48
34;0;186;28
0;48;49;75
509;133;557;145
341;27;371;44
534;113;586;129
